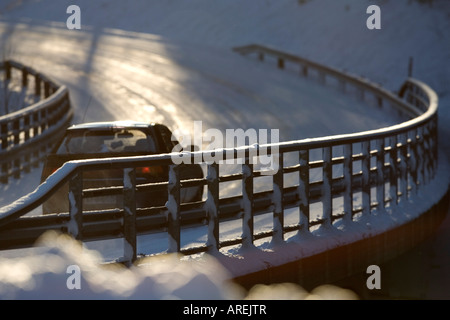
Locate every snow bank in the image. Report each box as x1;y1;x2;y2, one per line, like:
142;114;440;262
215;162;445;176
0;230;240;299
0;230;359;300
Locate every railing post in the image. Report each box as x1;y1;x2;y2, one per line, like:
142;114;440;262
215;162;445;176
300;65;308;77
242;159;254;249
167;164;181;253
35;74;41;97
123;168;137;264
206;163;220;252
24;114;30;142
278;57;284;69
322;146;332;228
12;119;20;146
272;153;284;245
376;95;383;109
68;171;83;240
40;108;48;133
258;52;264;61
422;125;431;185
12;120;21;179
428;119;436;178
0;123;7;150
21;67;28;87
389;135;398;207
415;127;424;191
298;149;310;236
0;161;8;184
33;111;40;138
343;144;353;222
408;132;416;194
44;81;50;98
376;138;386;213
361;141;371;218
408;130;418;196
398;133;409;202
4;61;11;80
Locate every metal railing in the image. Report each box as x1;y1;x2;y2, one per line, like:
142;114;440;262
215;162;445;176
0;46;439;266
0;60;73;183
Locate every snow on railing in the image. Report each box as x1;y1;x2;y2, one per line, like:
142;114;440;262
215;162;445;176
0;60;73;183
0;47;439;266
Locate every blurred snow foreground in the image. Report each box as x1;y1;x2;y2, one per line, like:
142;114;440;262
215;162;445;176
0;231;358;300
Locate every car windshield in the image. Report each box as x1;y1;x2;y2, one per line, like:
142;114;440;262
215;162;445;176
56;128;157;155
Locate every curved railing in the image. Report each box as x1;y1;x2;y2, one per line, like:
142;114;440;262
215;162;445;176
0;60;73;183
0;46;440;267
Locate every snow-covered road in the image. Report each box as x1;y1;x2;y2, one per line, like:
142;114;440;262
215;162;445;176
0;19;397;207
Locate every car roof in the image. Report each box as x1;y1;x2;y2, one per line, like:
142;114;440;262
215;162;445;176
67;121;160;131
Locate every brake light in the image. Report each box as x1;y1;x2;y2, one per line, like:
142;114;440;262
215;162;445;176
138;167;151;174
137;166;164;176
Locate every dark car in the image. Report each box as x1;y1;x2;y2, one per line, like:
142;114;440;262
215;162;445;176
40;121;204;214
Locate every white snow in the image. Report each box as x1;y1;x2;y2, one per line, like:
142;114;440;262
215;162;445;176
0;0;448;299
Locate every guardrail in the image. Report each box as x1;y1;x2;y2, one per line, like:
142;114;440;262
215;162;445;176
0;46;439;267
0;60;73;183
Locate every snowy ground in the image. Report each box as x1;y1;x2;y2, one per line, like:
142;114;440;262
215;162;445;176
0;0;448;299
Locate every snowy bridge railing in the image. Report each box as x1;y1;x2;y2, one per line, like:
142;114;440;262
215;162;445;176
0;60;73;183
0;50;438;266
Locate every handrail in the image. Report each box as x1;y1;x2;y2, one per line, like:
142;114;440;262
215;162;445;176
0;60;73;183
0;46;440;266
